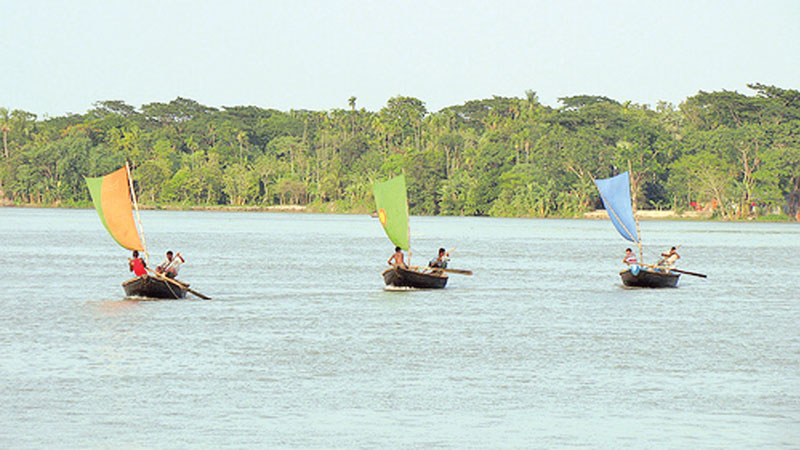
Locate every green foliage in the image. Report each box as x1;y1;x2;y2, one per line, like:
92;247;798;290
1;86;799;221
756;213;791;222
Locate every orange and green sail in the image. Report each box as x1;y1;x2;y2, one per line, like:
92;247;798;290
85;167;144;251
372;174;410;250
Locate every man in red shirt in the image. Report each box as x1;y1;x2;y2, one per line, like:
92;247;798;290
129;250;147;276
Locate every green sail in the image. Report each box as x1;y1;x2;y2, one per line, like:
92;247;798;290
372;174;410;250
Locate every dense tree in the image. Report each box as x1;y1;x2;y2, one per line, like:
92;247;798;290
1;85;798;220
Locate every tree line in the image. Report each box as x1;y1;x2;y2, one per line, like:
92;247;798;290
1;83;799;220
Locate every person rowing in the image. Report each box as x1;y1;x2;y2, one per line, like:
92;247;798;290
659;246;680;267
156;250;185;278
429;247;449;270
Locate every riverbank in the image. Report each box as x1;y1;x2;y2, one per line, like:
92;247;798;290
581;210;714;220
158;204;308;213
2;200;796;221
0;199;310;213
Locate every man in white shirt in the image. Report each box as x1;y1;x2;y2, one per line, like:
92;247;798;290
156;250;185;278
429;248;449;270
659;246;680;267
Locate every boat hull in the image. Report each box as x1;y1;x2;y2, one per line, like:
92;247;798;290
382;266;448;289
122;275;188;299
619;267;680;288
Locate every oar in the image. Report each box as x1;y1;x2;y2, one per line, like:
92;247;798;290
668;268;707;278
438;268;473;275
416;248;457;268
439;248;472;274
146;267;212;299
408;265;473;276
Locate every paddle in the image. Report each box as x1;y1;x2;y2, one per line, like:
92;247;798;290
146;267;212;299
442;248;472;275
408;265;473;276
413;247;473;275
668;268;707;278
650;246;706;278
438;268;473;275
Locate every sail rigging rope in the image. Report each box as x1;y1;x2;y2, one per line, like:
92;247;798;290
595;183;639;244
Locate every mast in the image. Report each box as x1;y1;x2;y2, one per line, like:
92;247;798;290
403;169;411;266
126;161;149;265
406;201;412;266
628;160;643;263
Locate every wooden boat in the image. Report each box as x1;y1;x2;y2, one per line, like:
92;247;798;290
382;266;448;289
123;275;189;299
619;266;679;288
595;169;682;288
87;163;208;299
373;174;458;289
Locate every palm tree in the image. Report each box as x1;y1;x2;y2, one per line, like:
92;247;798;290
348;96;357;136
0;107;9;158
236;131;247;162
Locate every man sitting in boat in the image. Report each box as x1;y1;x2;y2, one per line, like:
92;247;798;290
128;250;147;277
387;246;406;267
156;250;185;278
429;248;449;270
623;248;638;266
659;246;680;267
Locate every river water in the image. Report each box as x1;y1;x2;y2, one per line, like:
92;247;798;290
1;207;798;447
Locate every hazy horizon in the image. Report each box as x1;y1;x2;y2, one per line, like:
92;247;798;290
2;0;798;117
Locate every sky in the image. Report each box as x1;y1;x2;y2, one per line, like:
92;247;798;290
1;0;798;117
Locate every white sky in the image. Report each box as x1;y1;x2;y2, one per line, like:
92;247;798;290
1;0;798;116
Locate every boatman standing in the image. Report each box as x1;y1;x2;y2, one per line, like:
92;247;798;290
623;248;638;266
387;246;406;267
128;250;147;277
156;250;185;278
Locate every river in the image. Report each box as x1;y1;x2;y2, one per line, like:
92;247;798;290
1;207;798;447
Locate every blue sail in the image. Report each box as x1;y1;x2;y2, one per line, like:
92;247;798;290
594;172;639;243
